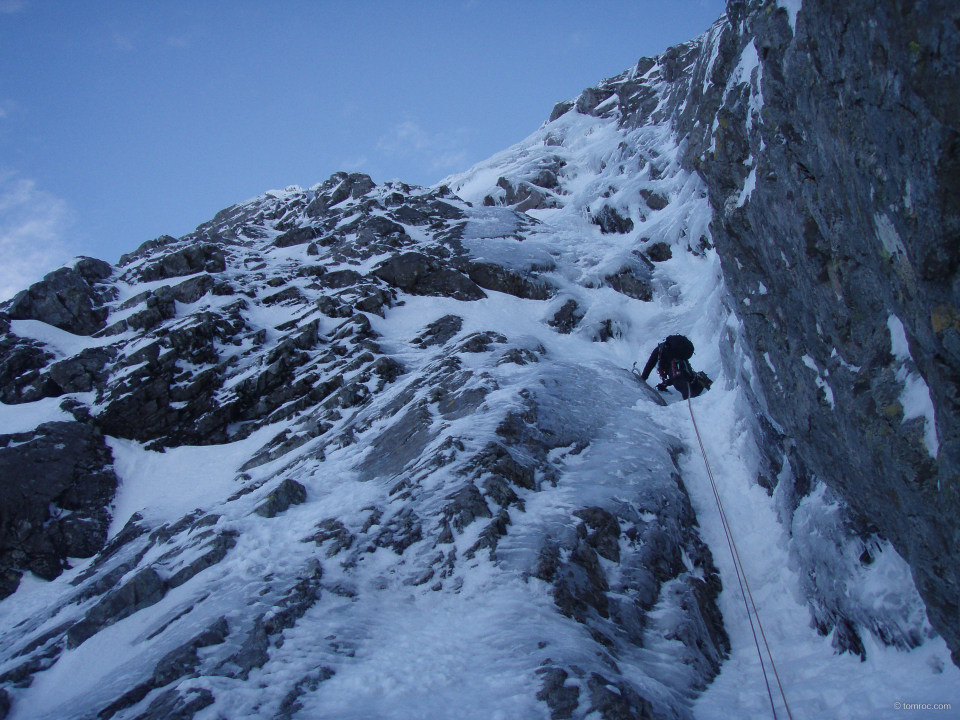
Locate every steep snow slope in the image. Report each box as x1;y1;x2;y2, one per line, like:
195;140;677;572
0;5;958;720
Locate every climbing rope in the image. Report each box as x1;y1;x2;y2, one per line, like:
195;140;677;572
687;398;795;720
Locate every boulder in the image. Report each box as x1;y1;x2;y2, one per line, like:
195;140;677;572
139;244;225;282
412;315;463;347
467;262;554;300
274;226;321;248
47;347;114;393
0;334;59;403
548;299;584;334
67;567;167;647
575;87;616;116
549;100;574;122
604;267;652;301
639;188;670;210
645;241;673;262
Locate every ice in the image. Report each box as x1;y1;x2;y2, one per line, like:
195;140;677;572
2;16;957;718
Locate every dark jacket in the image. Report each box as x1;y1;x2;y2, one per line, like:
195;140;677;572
641;335;703;400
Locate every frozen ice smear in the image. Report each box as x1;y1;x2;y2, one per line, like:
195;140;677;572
777;0;803;32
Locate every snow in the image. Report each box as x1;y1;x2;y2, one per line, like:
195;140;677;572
9;319;112;358
887;315;939;458
0;396;73;433
777;0;803;32
674;377;958;720
106;425;281;534
736;166;757;208
1;19;957;720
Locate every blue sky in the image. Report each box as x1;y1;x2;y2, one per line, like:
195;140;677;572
0;0;725;299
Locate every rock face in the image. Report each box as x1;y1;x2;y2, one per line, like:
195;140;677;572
0;421;117;591
673;0;960;661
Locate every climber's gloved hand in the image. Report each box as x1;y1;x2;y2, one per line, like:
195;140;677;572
656;382;668;392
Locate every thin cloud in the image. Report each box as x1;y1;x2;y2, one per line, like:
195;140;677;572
377;120;469;176
167;27;202;49
0;99;21;120
113;32;135;51
339;156;369;172
0;174;73;301
0;0;27;14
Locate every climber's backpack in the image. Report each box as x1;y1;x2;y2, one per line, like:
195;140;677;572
663;334;694;361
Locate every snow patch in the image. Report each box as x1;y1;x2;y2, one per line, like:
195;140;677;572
887;315;939;458
0;396;73;434
106;426;280;534
736;167;757;208
777;0;803;32
801;354;835;409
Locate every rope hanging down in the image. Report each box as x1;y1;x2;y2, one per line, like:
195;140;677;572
687;398;795;720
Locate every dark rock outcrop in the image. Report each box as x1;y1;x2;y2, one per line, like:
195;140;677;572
466;262;554;300
0;421;118;594
373;252;486;301
6;259;111;336
67;567;167;647
412;315;463;347
604;267;652;302
592;206;634;235
548;300;584;334
139;244;225;282
254;479;308;518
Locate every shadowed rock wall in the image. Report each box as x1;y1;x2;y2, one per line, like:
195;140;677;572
682;0;960;660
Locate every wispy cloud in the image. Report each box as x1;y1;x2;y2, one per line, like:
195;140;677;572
113;31;135;51
0;0;27;14
167;34;190;48
167;27;202;49
339;156;369;172
377;120;469;176
0;99;21;120
0;174;73;301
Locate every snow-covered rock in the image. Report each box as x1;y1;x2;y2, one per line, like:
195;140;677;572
0;1;958;718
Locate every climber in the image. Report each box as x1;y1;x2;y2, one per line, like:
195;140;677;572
639;334;712;399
